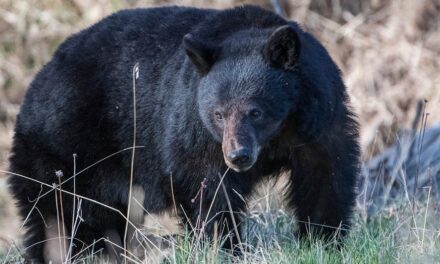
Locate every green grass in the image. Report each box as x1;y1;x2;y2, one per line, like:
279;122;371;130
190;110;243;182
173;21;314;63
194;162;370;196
168;217;393;264
1;204;439;263
163;207;439;264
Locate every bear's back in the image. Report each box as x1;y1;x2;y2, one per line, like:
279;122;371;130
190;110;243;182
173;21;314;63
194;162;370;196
14;7;217;158
52;6;217;74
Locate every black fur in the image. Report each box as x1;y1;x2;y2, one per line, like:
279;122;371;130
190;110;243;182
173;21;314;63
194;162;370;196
8;5;360;263
263;25;300;70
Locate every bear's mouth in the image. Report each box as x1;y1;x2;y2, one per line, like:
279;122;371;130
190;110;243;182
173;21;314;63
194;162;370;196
223;157;255;172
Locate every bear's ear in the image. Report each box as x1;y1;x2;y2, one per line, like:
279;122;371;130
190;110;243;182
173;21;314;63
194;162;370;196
183;34;220;75
263;25;301;70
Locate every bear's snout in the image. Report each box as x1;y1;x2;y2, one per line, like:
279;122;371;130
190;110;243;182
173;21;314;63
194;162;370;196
227;147;251;167
222;135;258;172
221;110;260;172
224;149;256;172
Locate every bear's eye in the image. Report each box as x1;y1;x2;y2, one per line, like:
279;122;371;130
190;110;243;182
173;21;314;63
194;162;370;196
214;111;223;121
250;109;262;119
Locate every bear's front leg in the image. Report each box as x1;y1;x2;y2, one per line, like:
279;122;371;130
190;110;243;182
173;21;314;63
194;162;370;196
176;176;248;255
287;137;359;240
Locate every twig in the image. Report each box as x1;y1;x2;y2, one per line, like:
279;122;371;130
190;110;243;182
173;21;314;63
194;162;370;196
56;172;67;261
220;177;245;255
124;62;140;263
54;181;63;263
412;100;428;213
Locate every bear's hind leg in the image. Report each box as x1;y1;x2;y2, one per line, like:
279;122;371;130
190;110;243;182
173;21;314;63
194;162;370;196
20;205;47;263
7;137;73;263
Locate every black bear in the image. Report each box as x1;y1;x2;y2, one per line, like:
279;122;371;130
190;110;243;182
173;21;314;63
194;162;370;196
8;5;360;263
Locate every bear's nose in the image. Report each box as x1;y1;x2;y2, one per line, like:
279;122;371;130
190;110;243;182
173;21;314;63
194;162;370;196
227;148;251;167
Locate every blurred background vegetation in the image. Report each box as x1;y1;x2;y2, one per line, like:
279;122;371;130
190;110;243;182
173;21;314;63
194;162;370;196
0;0;439;262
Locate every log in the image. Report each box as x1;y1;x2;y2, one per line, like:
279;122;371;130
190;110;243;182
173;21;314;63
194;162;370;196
359;100;440;216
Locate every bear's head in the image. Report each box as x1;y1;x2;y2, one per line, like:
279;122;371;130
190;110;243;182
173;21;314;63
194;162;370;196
184;25;301;172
